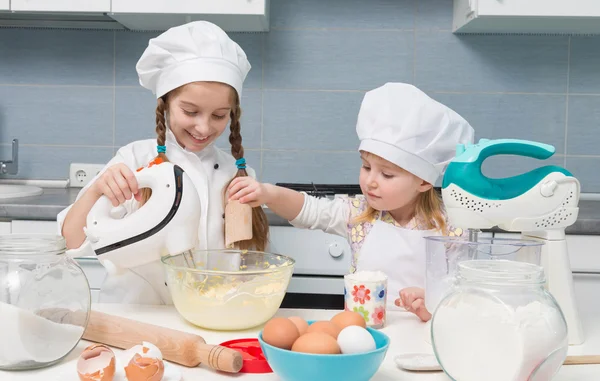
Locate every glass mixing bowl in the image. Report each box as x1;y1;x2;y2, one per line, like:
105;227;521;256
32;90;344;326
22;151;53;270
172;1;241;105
162;250;295;331
0;234;91;370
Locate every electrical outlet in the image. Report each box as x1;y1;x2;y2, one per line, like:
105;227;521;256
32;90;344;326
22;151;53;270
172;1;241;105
69;163;105;188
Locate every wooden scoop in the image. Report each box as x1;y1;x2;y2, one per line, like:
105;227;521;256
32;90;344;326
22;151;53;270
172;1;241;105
225;199;253;248
37;309;243;373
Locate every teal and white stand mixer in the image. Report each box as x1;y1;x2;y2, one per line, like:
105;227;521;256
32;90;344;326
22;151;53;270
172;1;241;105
441;138;583;345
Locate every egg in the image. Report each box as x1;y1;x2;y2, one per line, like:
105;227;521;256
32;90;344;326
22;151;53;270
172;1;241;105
331;311;367;330
77;344;116;381
122;342;163;363
262;317;300;349
124;353;165;381
292;332;341;354
288;316;309;336
337;326;376;354
306;321;341;339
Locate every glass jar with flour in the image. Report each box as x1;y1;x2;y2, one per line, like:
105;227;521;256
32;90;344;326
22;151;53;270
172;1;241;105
0;234;91;370
431;260;568;381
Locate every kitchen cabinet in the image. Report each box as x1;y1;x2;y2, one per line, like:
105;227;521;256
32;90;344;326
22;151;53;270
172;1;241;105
10;0;111;12
10;220;58;235
0;1;9;11
109;0;269;32
0;222;10;234
454;0;600;34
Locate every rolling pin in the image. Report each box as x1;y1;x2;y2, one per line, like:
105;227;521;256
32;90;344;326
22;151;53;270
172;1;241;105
36;308;243;373
564;355;600;365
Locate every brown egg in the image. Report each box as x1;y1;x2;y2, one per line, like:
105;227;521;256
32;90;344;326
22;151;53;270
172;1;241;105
76;344;116;381
288;316;309;336
262;317;300;349
306;321;342;339
292;332;341;354
124;353;165;381
331;311;367;330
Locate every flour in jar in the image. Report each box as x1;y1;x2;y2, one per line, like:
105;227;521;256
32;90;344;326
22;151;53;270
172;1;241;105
432;293;567;381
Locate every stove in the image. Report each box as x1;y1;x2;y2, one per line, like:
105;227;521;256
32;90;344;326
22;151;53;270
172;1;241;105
266;184;362;309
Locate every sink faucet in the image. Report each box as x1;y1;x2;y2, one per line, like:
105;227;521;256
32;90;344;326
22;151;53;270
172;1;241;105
1;139;18;175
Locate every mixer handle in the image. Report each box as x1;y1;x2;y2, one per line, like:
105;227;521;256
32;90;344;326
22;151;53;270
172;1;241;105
456;139;556;163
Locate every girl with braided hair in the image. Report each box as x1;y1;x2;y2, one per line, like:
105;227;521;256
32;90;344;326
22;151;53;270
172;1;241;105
58;21;268;304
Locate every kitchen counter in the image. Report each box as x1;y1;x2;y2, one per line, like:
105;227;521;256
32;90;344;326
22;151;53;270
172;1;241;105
2;303;600;380
2;187;600;234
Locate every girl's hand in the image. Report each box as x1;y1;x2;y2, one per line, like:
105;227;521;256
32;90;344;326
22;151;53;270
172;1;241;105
90;163;140;207
395;287;432;322
227;177;272;208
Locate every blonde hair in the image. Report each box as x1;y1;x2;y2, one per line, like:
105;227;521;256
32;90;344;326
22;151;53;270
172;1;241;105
140;84;269;251
354;152;447;235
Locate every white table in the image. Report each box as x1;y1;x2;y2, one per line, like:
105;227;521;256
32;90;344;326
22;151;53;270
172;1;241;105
2;303;600;380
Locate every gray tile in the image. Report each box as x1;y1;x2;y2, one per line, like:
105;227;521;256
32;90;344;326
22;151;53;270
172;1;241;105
215;90;262;150
262;151;361;184
264;30;413;90
115;31;263;90
567;95;600;156
0;86;113;146
263;90;363;150
1;145;114;180
116;88;262;149
569;37;600;94
416;0;453;30
415;32;569;93
481;154;565;180
270;0;416;29
228;33;263;90
565;157;600;193
431;93;567;153
115;31;161;87
115;87;157;146
0;29;114;86
241;150;262;181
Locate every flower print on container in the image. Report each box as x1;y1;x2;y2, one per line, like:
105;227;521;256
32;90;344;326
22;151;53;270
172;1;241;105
353;306;369;322
375;284;385;301
371;306;385;326
351;285;371;304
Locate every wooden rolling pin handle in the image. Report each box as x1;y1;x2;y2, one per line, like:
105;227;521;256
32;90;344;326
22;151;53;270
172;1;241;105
83;310;243;373
564;355;600;365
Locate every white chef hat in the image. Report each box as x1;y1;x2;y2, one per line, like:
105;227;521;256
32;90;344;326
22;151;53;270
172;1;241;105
356;83;474;184
136;21;250;99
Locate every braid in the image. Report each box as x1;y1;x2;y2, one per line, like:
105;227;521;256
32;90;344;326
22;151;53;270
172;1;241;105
228;102;244;160
225;93;269;251
140;96;170;205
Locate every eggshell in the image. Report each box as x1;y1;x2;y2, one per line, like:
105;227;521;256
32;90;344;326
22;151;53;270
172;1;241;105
337;326;376;354
306;321;341;339
262;317;300;349
77;344;116;381
122;342;163;363
124;353;165;381
331;311;367;330
288;316;309;336
292;332;341;354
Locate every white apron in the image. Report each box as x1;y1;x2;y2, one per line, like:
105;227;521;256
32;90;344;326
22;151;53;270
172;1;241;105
356;220;439;310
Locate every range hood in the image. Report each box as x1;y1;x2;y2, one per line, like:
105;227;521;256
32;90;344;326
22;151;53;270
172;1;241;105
454;0;600;35
0;0;270;32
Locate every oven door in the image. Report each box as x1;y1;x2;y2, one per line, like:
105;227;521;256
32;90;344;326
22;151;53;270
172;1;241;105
267;226;351;309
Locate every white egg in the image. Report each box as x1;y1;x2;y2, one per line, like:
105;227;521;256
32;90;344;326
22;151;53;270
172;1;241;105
337;326;377;354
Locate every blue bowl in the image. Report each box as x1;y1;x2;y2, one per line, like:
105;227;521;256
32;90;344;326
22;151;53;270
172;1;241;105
258;320;390;381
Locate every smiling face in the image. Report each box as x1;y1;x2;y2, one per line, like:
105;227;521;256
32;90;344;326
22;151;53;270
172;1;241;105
359;151;432;221
166;82;235;152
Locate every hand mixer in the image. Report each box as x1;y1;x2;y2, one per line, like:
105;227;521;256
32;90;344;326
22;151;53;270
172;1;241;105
442;138;583;345
84;161;201;270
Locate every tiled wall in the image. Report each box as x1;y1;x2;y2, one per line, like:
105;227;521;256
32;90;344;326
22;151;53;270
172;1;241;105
1;0;600;191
